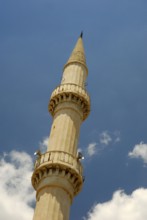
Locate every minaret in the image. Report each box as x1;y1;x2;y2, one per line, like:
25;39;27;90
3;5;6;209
32;34;90;220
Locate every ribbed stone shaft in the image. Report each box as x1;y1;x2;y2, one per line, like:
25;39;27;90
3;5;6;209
48;106;82;156
62;62;87;87
33;187;70;220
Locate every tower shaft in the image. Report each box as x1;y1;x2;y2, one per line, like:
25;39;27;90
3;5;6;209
33;187;70;220
32;35;90;220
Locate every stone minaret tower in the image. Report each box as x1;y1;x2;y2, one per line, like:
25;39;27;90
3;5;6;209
32;34;90;220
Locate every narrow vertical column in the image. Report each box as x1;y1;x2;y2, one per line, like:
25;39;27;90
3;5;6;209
32;34;90;220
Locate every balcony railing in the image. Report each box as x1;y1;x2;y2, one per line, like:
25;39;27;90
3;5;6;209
34;150;82;175
50;83;90;102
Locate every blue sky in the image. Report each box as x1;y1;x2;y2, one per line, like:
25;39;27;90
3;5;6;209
1;0;147;219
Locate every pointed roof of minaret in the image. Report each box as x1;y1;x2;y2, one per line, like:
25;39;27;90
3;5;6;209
64;33;88;73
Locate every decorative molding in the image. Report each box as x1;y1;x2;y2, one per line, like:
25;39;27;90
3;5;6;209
48;83;90;120
32;151;83;197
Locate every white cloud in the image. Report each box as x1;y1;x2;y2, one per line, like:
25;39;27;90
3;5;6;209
39;136;48;153
85;130;121;158
87;143;97;157
99;131;112;145
84;188;147;220
0;150;35;220
128;142;147;163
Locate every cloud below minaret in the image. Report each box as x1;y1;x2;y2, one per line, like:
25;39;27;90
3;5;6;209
84;188;147;220
0;151;35;220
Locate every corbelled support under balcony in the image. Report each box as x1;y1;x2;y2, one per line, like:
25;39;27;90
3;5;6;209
32;150;83;196
48;83;90;121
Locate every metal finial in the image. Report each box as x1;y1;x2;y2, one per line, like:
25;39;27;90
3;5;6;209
80;31;83;38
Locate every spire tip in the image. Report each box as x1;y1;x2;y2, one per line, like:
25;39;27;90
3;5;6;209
80;31;83;38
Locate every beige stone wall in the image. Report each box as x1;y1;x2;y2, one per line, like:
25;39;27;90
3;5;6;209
61;63;87;87
33;187;71;220
48;102;82;156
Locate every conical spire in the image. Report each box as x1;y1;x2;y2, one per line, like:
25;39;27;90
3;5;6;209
64;33;88;72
